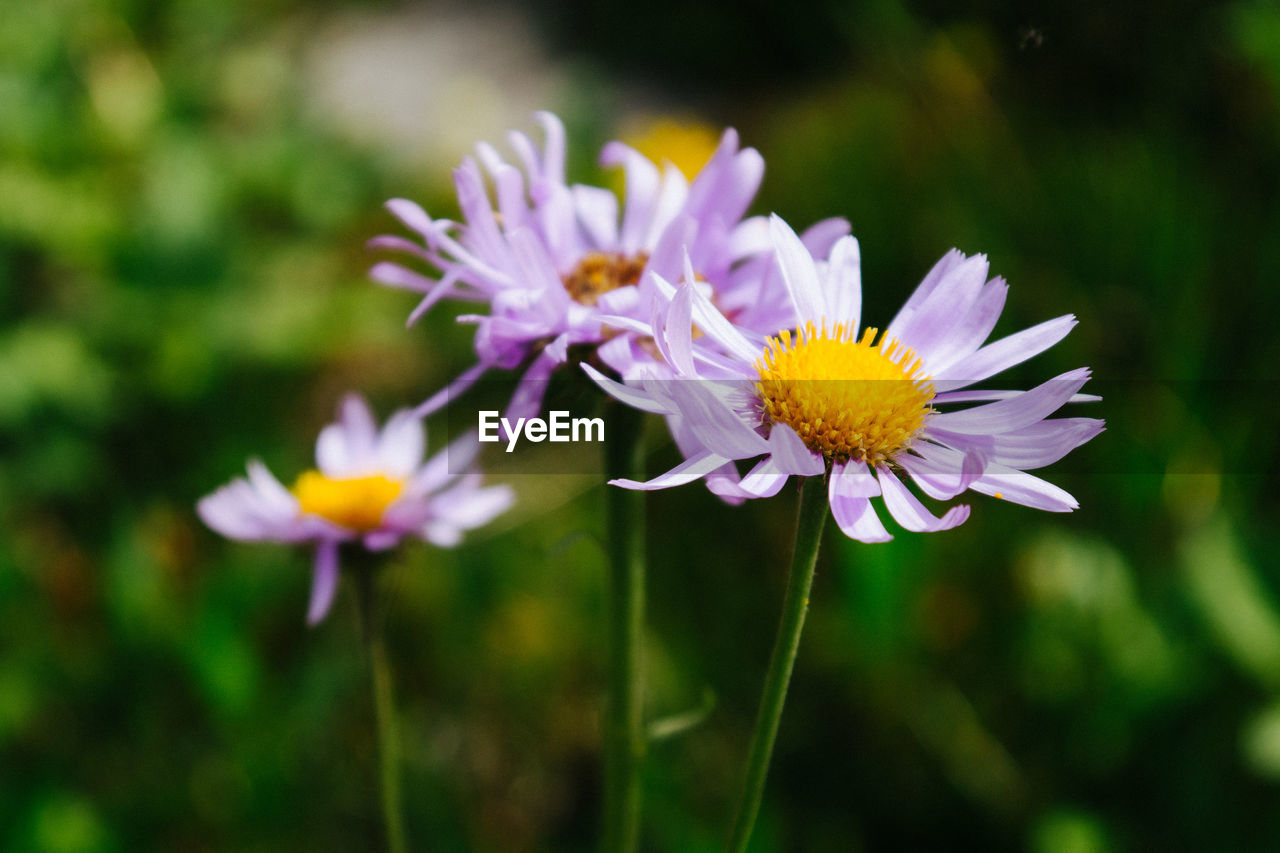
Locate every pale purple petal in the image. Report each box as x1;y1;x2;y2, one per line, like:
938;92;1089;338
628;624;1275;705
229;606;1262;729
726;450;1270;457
970;464;1079;512
889;254;988;363
876;466;970;532
306;539;341;626
766;423;825;477
665;282;697;375
937;315;1078;389
364;530;401;551
535;110;566;186
822;235;862;330
385;198;435;239
573;184;621;249
423;522;464;547
610;449;733;490
414;363;489;418
374;411;425;477
454;160;511;266
921;278;1008;373
667;379;770;460
801;218;852;256
581;364;672;415
829;462;891;542
247;460;298;513
501;351;559;438
927;368;1091;435
932;389;1100;405
405;268;473;327
431;482;515;531
886;248;966;333
770;214;826;325
369;262;437;293
601;141;660;254
897;445;987;500
728;216;771;257
682;273;763;365
737;457;789;498
929;418;1104;470
409;432;481;496
644;166;691;249
507;227;565;294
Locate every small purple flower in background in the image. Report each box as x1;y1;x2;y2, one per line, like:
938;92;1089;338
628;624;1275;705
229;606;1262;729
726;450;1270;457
198;395;513;624
369;111;848;421
586;215;1103;541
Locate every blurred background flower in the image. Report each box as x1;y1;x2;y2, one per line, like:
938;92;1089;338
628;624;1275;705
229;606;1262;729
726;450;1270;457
1;0;1278;850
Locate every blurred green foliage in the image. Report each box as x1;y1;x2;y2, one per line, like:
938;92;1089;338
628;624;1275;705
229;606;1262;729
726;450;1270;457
2;0;1279;850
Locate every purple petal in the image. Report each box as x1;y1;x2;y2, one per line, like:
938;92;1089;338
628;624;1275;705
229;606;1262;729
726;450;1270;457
937;315;1078;389
667;379;770;460
645;166;691;248
610;449;732;490
414;363;489;418
454;160;510;266
728;216;770;257
737;457;789;497
374;410;425;477
535;111;566;186
822;235;862;331
889;254;988;364
970;464;1079;512
933;389;1100;405
766;424;825;477
801;217;852;256
828;463;891;542
770;214;826;325
930;417;1103;470
581;364;671;415
922;278;1008;373
665;282;697;375
306;540;341;626
898;445;988;500
405;268;475;328
431;482;515;531
369;262;436;293
573;184;620;249
927;368;1091;435
500;351;558;439
876;466;970;532
887;249;967;333
364;530;401;551
385;198;434;239
602;142;660;254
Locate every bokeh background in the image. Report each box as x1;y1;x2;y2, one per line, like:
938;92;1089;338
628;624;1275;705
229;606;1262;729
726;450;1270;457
3;0;1280;850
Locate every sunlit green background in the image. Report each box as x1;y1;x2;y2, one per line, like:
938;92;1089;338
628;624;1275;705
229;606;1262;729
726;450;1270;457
3;0;1280;850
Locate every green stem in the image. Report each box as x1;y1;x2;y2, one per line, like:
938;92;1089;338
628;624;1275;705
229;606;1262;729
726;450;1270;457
725;476;829;853
354;561;409;853
602;403;647;853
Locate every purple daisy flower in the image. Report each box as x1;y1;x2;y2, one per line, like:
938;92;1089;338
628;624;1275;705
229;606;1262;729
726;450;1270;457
369;111;848;420
198;395;514;624
585;215;1103;542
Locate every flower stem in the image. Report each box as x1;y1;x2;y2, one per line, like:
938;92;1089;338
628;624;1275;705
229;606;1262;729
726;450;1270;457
602;402;647;853
353;560;409;853
725;475;828;853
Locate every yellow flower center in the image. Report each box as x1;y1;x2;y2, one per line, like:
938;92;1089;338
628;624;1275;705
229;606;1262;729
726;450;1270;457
624;117;720;179
755;322;935;466
562;251;648;306
292;470;404;531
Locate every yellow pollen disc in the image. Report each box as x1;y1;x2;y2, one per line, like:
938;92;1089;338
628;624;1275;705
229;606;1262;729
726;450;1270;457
562;251;648;306
292;470;404;531
755;322;935;466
